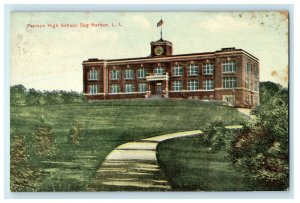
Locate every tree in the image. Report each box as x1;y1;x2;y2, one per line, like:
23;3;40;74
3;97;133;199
26;88;46;106
43;90;64;105
230;87;288;190
259;81;282;104
11;84;84;106
10;130;41;191
34;115;55;156
68;120;81;145
10;84;27;106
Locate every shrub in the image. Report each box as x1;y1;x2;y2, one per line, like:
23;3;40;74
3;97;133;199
68;120;81;145
10;130;41;191
202;121;238;151
229;89;288;190
34;115;55;157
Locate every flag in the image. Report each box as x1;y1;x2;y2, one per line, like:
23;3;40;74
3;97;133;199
157;19;164;27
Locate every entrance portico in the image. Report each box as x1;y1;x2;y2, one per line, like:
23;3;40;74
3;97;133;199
145;73;169;98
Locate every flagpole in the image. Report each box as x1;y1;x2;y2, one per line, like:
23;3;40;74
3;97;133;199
160;16;163;40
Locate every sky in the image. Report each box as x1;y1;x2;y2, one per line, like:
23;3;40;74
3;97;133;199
10;12;289;92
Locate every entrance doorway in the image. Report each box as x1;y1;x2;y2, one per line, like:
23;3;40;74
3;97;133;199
155;83;162;95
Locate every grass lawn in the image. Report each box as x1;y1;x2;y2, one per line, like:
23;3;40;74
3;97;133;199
10;99;246;191
157;136;259;191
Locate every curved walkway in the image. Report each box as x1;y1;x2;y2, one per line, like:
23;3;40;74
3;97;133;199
87;130;203;191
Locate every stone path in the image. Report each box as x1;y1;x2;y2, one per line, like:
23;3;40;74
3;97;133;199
87;130;203;191
237;108;251;116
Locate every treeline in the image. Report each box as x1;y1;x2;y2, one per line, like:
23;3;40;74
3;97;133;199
10;84;85;106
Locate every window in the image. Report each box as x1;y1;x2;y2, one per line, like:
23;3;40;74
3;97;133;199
188;64;198;75
222;61;236;73
203;63;214;75
172;65;183;76
245;95;251;104
254;82;259;92
125;84;134;93
172;81;182;91
188;80;198;91
111;70;120;80
89;68;99;80
138;83;147;92
253;66;259;78
204;80;214;90
223;77;237;88
110;84;120;94
137;68;146;79
124;69;134;79
89;84;98;94
245;63;251;75
154;67;165;75
245;78;250;89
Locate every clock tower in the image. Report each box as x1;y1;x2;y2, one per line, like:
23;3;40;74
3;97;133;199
150;38;173;57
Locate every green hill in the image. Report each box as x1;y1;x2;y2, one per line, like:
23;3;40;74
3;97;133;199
10;99;245;191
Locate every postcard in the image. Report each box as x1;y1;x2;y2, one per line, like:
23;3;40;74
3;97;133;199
10;11;289;192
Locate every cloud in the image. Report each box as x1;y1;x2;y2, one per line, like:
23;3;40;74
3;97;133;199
198;15;257;32
132;15;150;28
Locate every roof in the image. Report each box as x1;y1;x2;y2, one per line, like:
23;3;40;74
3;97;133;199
83;44;259;64
150;38;173;45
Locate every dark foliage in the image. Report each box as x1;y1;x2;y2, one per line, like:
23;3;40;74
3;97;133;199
34;116;56;157
230;82;289;190
10;84;84;106
10;130;41;191
68;120;82;145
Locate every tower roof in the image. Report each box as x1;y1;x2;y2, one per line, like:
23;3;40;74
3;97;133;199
150;38;172;46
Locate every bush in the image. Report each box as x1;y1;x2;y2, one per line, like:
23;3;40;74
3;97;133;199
68;120;81;145
34;115;55;157
10;130;41;191
202;121;238;151
229;89;288;190
10;84;85;106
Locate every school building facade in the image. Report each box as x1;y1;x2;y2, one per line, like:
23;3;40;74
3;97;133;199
82;38;259;108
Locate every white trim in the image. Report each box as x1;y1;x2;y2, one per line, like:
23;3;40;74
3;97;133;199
214;87;259;93
146;74;169;81
108;92;145;95
169;89;214;93
84;93;105;96
84;54;216;64
83;50;258;65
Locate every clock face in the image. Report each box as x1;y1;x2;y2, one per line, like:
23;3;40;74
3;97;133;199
154;46;164;56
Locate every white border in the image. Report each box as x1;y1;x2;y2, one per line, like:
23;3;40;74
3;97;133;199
1;2;297;202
